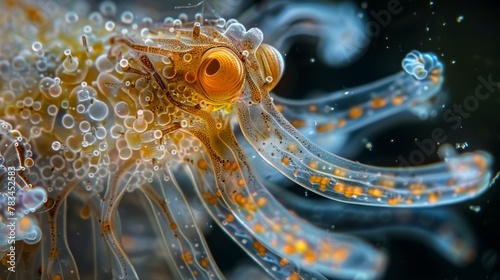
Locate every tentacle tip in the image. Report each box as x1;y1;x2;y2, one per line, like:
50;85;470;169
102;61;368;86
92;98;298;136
488;170;500;188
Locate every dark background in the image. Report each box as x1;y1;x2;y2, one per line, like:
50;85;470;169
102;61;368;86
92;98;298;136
86;0;500;279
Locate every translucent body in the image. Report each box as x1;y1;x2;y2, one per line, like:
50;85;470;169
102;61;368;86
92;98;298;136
240;0;369;66
0;1;495;279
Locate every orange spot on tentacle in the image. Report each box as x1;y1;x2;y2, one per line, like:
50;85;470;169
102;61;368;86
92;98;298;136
348;106;363;119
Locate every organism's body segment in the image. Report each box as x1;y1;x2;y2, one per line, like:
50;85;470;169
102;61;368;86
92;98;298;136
273;50;444;148
0;1;495;279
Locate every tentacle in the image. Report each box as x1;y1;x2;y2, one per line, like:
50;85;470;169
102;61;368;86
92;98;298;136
238;51;445;185
240;1;368;66
139;168;224;280
48;201;80;279
99;159;140;280
41;184;80;280
180;159;327;280
86;193;113;279
234;52;493;207
272;51;444;151
269;185;477;265
0;120;46;251
186;125;386;279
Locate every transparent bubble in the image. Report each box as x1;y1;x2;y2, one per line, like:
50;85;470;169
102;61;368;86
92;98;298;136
65;12;79;24
121;11;134;24
114;101;130;118
79;121;91;133
62;114;75;129
105;20;115;32
31;41;43;52
100;1;117;16
88;99;109;121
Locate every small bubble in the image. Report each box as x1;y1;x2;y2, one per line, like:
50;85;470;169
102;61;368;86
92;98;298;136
456;15;464;23
100;1;117;16
119;58;129;68
469;205;481;212
173;19;182;27
47;105;58;116
365;142;373;150
140;27;150;37
12;56;27;71
62;114;75;129
105;21;115;32
88;12;103;24
52;141;61;151
61;100;69;109
83;25;92;33
65;12;79;24
121;11;134;24
99;142;108;151
183;53;192;63
31;41;43;52
88;100;109;121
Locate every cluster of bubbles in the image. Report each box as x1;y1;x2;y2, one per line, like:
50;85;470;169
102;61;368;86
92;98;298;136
0;120;46;251
0;1;214;271
1;0;218;198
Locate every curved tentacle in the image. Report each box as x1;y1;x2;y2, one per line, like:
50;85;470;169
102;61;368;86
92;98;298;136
41;183;80;280
139;168;225;280
185;124;386;279
272;51;444;151
239;1;368;67
85;192;114;279
180;158;327;280
99;159;140;280
234;51;493;207
238;51;445;184
269;184;477;265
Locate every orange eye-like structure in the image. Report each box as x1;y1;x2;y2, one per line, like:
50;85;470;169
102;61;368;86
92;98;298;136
256;44;284;92
198;47;244;103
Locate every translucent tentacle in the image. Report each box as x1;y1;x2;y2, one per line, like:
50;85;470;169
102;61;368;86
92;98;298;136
240;1;368;66
270;186;477;265
180;160;327;280
44;198;80;280
140;169;224;280
272;51;444;148
187;126;386;279
81;192;113;279
0;120;46;252
100;159;139;280
234;52;493;207
8;242;40;279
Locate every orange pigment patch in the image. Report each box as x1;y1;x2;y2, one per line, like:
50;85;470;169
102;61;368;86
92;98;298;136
281;157;291;166
348;106;363;119
371;97;387;109
316;123;334;133
392;95;405;106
